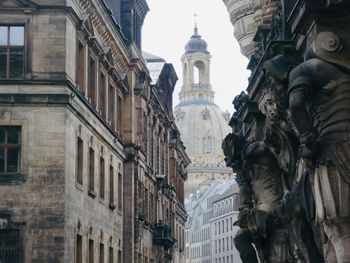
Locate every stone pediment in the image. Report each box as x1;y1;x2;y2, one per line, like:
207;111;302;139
0;0;38;8
78;13;96;39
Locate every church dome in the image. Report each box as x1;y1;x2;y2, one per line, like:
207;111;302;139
174;101;230;161
185;26;208;54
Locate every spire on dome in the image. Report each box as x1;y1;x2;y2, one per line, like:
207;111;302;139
194;13;199;36
184;20;208;54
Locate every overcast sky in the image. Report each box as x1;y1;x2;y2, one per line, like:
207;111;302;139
142;0;250;113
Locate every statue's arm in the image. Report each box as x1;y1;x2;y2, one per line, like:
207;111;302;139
288;67;318;151
236;170;253;226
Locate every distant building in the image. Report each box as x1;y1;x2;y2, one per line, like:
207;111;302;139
211;189;241;263
185;178;238;263
174;26;232;198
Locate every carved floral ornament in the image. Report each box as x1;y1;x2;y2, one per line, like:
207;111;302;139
224;0;261;22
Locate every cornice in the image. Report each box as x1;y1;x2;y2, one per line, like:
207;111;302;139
76;0;131;74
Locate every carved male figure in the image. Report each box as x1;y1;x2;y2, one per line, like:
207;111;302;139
288;31;350;263
263;53;325;263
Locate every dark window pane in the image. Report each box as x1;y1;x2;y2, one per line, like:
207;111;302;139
9;26;24;46
0;26;8;45
0;127;4;143
9;48;24;78
0;48;7;78
0;229;21;263
7;126;21;144
7;148;20;173
0;149;4;172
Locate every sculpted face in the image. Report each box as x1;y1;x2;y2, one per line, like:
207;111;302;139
264;99;279;121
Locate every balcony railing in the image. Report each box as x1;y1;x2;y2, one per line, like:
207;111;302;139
152;223;175;250
191;84;209;90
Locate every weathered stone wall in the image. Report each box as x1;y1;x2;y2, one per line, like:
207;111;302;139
0;105;66;263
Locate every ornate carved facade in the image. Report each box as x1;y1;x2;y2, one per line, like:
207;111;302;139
222;0;350;262
0;1;189;263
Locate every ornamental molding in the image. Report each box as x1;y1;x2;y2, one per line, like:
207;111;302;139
77;0;130;73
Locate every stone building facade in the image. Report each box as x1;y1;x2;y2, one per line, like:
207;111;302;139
185;178;238;263
222;0;350;262
174;26;232;198
0;1;189;263
210;190;240;263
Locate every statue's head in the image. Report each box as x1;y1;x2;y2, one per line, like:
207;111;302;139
263;54;299;83
222;133;246;169
232;91;249;111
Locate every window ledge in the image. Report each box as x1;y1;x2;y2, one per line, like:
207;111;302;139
99;198;106;205
88;190;97;198
0;174;25;185
75;183;83;191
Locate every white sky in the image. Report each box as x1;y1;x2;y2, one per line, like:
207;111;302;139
142;0;251;113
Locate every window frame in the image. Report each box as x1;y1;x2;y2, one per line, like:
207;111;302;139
0;122;27;184
0;23;27;80
0;126;21;175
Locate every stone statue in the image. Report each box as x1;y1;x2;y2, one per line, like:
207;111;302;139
263;53;325;263
224;94;293;262
233;139;294;263
288;31;350;263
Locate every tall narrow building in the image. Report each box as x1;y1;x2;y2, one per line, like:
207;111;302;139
174;26;232;198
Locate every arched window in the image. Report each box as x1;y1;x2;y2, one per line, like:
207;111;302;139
204;136;213;153
193;61;205;85
193;66;200;84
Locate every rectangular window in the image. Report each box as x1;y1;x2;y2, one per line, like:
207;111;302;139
100;157;105;199
88;56;97;106
144;187;149;220
89;148;95;194
99;72;106;118
0;126;21;175
117;250;122;263
118;172;122;210
108;247;113;263
0;229;21;262
89;239;94;263
99;243;104;263
76;137;83;185
108;85;115;129
76;234;83;263
109;165;114;206
0;25;24;79
117;95;123;132
76;41;85;93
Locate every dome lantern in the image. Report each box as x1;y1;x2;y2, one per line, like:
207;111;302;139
185;25;209;54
